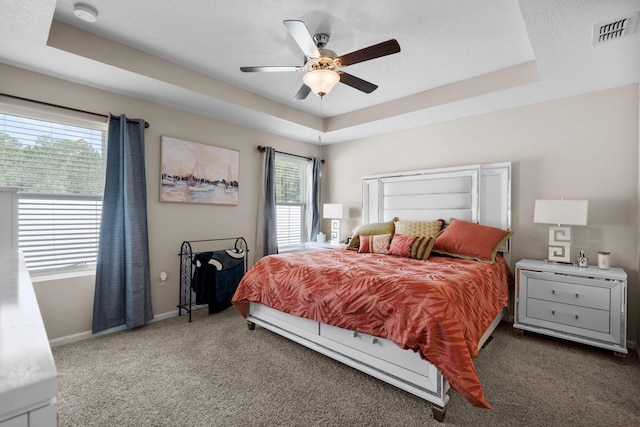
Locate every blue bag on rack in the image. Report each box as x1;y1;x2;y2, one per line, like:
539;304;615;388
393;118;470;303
191;249;246;313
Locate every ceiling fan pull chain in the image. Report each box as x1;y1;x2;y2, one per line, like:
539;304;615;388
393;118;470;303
318;96;323;145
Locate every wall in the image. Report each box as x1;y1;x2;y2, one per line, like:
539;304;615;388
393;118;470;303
324;84;640;348
0;64;321;341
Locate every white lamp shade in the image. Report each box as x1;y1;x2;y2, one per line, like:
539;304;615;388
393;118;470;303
323;203;345;219
303;70;340;96
534;200;588;226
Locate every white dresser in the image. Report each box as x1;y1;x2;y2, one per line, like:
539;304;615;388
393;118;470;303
0;187;58;426
514;259;627;355
0;252;58;426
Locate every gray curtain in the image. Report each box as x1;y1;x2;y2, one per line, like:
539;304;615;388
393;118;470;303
92;114;153;334
263;146;278;256
308;157;322;242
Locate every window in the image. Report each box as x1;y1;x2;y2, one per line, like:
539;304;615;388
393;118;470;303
0;106;106;275
274;153;310;250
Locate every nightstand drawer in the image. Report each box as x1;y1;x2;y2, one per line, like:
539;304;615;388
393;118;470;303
526;276;609;311
526;298;610;333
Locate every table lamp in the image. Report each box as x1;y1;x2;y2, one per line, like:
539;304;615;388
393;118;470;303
323;203;345;244
534;199;588;263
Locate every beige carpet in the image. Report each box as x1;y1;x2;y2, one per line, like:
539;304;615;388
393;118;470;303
52;307;640;426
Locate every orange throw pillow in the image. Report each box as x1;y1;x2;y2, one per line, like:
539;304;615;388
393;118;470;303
433;219;512;263
388;234;417;257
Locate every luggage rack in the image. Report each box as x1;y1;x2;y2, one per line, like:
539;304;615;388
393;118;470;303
178;237;248;322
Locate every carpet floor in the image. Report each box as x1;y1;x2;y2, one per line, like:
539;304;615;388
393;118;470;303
52;307;640;426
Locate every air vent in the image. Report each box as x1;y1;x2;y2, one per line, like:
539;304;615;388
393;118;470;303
592;11;639;45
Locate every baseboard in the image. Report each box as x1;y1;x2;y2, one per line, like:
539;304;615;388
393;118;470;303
152;309;180;323
49;309;180;347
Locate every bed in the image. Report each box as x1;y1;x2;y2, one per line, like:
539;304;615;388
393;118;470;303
232;162;512;421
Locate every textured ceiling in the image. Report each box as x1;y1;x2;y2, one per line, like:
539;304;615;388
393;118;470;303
1;0;639;144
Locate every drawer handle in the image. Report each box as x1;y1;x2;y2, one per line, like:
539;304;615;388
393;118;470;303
550;310;579;320
551;290;580;298
353;331;378;344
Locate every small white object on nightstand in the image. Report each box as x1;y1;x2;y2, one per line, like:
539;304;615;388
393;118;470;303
597;251;610;269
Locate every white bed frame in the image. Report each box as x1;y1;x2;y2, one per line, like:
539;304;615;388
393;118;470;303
245;162;512;422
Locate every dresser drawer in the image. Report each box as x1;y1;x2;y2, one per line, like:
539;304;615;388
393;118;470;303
249;303;319;335
319;323;430;376
526;298;610;333
526;277;610;311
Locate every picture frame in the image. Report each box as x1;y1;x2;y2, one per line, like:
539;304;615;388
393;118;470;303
160;136;239;205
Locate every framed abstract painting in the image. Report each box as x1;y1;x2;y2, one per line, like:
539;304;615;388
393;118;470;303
160;136;239;205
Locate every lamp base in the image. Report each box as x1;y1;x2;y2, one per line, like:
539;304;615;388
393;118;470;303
547;225;571;263
330;219;340;244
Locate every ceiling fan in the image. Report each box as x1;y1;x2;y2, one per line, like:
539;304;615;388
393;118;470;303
240;20;401;99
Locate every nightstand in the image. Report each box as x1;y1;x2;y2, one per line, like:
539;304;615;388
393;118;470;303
304;241;345;251
514;259;627;355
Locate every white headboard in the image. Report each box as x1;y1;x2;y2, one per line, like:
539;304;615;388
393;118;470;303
362;162;512;251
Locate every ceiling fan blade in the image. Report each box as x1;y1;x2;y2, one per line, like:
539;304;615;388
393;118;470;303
240;66;305;72
293;84;311;100
338;72;378;93
337;39;401;67
283;20;321;58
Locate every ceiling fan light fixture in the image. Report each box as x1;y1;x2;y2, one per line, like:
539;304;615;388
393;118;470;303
303;69;340;97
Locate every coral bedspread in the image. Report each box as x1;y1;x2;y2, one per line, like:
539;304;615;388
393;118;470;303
232;250;511;408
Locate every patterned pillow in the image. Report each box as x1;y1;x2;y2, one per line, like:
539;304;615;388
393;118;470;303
394;220;444;238
358;234;392;254
346;218;397;250
409;235;438;260
433;218;513;264
388;234;417;257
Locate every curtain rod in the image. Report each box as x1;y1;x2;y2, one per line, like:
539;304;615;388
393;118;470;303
257;145;324;163
0;93;150;129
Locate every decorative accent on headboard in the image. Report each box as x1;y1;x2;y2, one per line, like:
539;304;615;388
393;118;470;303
362;162;512;251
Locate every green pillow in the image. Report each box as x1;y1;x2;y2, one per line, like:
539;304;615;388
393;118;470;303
346;218;397;250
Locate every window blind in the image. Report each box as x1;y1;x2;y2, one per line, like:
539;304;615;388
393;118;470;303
276;204;304;247
18;194;102;272
274;153;308;249
0;110;106;274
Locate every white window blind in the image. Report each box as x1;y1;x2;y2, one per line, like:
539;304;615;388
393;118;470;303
18;194;102;271
276;204;304;247
0;109;106;274
274;153;309;249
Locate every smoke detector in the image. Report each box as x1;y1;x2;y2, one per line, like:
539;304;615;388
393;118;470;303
74;3;98;23
592;11;639;45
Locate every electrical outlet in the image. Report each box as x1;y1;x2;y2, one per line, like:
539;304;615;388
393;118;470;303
157;272;167;286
